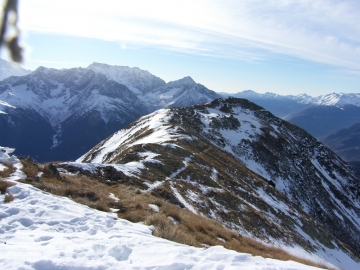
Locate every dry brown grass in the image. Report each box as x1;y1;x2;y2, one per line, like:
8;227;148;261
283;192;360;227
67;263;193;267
19;160;331;269
0;178;15;194
4;192;14;203
0;162;16;195
34;174;116;212
20;160;118;212
0;162;15;178
21;158;39;179
145;214;196;246
112;186;332;269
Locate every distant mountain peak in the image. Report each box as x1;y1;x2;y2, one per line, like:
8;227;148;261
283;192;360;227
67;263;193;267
177;76;195;84
87;62;166;95
33;66;55;75
315;92;360;106
88;62;108;67
88;62;151;75
0;58;31;80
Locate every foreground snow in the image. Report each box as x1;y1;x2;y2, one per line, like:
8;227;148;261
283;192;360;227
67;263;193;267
0;148;325;269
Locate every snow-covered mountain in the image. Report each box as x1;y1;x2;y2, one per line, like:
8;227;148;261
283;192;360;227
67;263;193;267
0;58;31;81
1;66;148;127
225;90;360;142
0;66;151;161
314;92;360;107
0;62;220;161
88;62;166;95
1;147;326;270
228;90;360;108
225;90;360;118
72;98;360;269
222;90;314;119
143;76;220;110
88;62;220;110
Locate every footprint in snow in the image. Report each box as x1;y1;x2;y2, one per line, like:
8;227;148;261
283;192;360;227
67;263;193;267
34;236;54;242
35;210;46;217
48;205;60;210
6;207;20;215
29;199;38;205
107;245;132;261
106;218;116;228
92;244;106;253
18;217;34;227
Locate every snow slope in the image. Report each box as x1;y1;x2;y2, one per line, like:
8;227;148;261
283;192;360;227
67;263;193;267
0;147;323;270
88;62;166;95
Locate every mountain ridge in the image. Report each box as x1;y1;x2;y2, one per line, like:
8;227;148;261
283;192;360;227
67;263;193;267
0;62;220;161
227;89;360;107
323;122;360;162
1;59;359;162
72;97;360;269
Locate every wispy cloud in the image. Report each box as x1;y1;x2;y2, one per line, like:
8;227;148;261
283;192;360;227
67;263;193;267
19;0;360;71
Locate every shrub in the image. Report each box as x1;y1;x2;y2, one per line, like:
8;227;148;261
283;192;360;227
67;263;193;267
0;163;15;178
19;157;38;180
0;179;15;194
145;213;196;246
4;192;14;203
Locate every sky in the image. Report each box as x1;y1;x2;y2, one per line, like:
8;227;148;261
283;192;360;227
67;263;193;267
2;0;360;96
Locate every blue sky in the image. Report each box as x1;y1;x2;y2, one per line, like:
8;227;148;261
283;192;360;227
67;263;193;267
2;0;360;96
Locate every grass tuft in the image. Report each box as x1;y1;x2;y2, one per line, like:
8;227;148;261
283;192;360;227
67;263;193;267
0;162;15;178
0;162;16;195
4;192;14;203
0;179;15;194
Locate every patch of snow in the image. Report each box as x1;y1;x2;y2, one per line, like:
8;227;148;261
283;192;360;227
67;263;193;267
148;204;159;212
169;156;192;179
77;109;182;163
186;190;201;203
0;163;7;171
144;180;164;191
109;193;119;202
211;168;217;181
0;146;17;164
168;216;180;225
170;183;198;214
65;162;98;174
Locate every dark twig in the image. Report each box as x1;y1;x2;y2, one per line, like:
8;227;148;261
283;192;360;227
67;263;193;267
0;0;23;62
